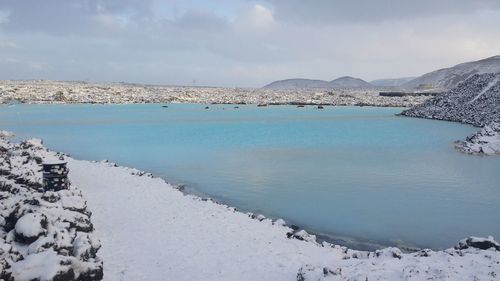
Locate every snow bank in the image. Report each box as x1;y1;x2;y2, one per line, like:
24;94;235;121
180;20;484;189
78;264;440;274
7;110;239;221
0;136;102;281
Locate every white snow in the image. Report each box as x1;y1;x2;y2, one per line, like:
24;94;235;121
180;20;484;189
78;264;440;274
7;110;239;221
10;250;70;281
15;213;46;239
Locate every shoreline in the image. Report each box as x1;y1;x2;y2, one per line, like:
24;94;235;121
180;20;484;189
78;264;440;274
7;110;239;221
0;80;431;107
1;132;499;280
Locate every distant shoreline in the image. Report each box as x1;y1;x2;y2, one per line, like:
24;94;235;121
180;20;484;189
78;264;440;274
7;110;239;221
0;80;431;107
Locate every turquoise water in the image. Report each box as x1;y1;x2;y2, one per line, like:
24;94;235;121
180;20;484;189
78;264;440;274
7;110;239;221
1;104;499;250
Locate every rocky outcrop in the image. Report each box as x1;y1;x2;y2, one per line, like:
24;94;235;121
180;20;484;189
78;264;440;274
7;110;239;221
0;134;103;281
455;122;500;155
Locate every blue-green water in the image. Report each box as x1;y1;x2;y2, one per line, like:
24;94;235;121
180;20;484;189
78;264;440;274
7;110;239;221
1;104;499;250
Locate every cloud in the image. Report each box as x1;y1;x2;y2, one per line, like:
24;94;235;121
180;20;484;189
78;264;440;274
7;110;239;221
0;1;499;87
0;41;16;48
265;0;500;23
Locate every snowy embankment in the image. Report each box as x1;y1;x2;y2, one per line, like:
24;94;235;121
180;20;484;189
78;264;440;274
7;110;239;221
400;73;500;155
1;133;498;280
455;122;500;155
0;133;102;281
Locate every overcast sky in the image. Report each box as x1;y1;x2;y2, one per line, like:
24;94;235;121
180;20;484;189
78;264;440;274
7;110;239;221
0;0;499;87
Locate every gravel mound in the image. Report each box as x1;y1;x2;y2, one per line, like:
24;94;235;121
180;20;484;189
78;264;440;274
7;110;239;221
400;73;500;127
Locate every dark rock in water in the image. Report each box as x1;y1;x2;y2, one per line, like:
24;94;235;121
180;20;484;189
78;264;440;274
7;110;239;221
297;105;305;108
205;106;209;109
317;105;324;109
456;236;500;251
162;105;168;108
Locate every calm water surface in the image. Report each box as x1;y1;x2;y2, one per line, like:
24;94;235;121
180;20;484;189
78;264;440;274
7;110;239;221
1;104;499;250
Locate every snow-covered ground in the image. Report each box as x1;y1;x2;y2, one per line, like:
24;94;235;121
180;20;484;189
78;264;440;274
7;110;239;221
2;133;500;281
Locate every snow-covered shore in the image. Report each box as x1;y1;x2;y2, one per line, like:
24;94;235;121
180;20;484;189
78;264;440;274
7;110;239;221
455;122;500;155
1;133;499;280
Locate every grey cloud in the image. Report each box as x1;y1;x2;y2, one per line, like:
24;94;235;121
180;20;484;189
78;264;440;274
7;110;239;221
0;0;154;35
266;0;500;23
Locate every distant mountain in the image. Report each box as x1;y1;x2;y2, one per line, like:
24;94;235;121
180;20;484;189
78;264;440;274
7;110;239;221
263;76;373;89
403;55;500;89
370;77;415;87
262;78;330;89
328;76;372;88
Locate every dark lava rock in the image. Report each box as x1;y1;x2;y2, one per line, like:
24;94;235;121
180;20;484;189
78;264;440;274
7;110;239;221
456;236;500;251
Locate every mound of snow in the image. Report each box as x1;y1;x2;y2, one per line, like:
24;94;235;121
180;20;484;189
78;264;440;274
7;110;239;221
15;213;47;244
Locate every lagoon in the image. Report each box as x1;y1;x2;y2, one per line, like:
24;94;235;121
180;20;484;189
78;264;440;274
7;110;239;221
1;104;499;250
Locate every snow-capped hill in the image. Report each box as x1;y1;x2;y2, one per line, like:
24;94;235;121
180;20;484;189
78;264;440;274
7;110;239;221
262;78;330;89
370;77;416;87
328;76;373;88
403;55;500;90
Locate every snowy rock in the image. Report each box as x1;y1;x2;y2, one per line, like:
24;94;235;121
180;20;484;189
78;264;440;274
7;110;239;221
14;213;48;244
456;236;500;251
287;229;317;243
273;218;286;226
10;250;74;281
455;122;500;155
0;136;103;281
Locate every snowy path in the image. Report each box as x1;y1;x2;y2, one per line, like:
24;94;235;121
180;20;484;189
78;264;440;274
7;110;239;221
67;160;342;281
66;158;500;281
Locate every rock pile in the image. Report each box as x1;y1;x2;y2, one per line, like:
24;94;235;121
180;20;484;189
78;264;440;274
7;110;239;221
0;135;103;281
400;73;500;127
